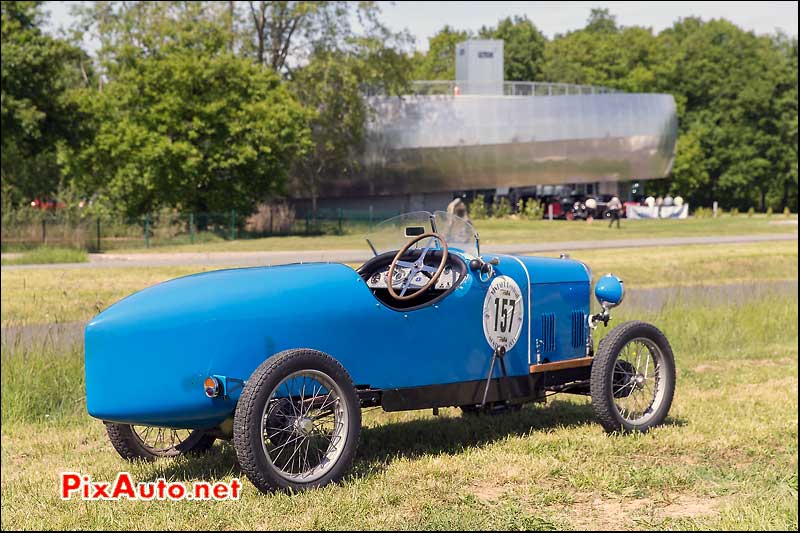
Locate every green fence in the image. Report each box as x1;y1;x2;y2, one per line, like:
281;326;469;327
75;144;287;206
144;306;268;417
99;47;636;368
1;207;403;252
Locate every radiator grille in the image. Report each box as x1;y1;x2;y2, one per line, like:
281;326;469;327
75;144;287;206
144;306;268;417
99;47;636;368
541;313;556;352
571;310;586;349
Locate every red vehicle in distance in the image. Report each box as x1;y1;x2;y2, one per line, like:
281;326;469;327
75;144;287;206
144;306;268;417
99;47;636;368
30;197;66;211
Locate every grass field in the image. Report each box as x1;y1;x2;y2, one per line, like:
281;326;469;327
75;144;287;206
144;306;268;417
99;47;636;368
2;241;796;326
1;292;796;529
0;247;88;266
111;215;797;254
1;239;797;530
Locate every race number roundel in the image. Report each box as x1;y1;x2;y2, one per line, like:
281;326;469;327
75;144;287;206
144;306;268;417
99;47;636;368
482;276;525;351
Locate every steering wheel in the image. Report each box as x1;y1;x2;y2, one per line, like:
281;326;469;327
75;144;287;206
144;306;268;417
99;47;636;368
386;232;449;301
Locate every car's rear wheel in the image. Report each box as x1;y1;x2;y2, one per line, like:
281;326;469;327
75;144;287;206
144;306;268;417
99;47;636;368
233;349;361;493
590;321;676;433
105;423;215;461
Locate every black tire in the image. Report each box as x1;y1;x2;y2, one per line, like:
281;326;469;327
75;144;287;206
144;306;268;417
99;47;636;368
590;321;676;433
105;423;215;461
233;349;361;493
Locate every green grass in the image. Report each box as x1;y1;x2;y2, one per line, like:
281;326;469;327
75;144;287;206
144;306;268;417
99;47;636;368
1;247;88;265
1;265;214;326
1;237;796;529
2;241;796;326
111;215;797;254
1;292;796;530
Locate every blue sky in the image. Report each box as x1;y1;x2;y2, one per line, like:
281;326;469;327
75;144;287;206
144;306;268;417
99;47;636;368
44;1;799;53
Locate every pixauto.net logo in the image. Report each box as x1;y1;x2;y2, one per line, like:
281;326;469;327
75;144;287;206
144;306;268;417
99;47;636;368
60;472;242;501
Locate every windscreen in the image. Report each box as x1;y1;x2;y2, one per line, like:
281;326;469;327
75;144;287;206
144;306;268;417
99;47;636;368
432;211;478;257
365;211;478;257
364;212;436;256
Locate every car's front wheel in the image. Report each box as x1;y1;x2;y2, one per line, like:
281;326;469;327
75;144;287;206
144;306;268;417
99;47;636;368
590;321;676;433
233;349;361;493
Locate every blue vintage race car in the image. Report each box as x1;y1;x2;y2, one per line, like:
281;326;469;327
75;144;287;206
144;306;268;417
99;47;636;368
84;211;675;493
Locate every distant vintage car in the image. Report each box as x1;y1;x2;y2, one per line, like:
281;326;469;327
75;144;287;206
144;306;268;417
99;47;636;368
84;211;676;493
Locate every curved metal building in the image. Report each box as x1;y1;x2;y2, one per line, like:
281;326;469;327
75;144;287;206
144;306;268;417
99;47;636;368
317;90;678;198
296;40;677;208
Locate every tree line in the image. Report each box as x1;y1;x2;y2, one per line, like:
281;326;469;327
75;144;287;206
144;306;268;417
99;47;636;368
1;3;797;219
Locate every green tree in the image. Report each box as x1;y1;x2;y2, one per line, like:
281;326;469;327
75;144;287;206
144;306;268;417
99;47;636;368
669;125;711;203
658;19;797;209
74;1;232;79
271;1;413;216
243;1;319;71
769;33;798;210
290;52;367;216
64;3;311;217
585;8;618;34
240;1;380;75
1;1;88;205
542;10;797;211
413;25;471;80
71;0;411;219
479;15;545;81
543;23;662;92
290;36;412;215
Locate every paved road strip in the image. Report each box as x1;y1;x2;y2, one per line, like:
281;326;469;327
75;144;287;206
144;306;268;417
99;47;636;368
2;233;796;270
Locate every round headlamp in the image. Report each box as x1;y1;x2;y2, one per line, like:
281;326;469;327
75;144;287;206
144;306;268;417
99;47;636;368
595;274;625;308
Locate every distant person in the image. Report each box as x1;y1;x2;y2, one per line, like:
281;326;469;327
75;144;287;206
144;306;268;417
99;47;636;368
454;85;461;96
673;195;685;216
607;196;622;229
447;197;469;222
664;194;674;207
585;197;597;223
655;196;664;218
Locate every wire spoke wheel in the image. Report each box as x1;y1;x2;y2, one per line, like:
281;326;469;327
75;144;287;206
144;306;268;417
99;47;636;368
611;338;665;425
590;321;676;433
105;422;215;460
132;426;194;453
235;349;361;492
261;370;349;483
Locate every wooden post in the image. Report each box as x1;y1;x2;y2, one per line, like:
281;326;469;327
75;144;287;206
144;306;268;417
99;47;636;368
189;213;195;244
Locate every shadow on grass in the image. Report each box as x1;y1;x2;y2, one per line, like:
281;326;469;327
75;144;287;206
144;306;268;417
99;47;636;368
141;441;241;482
141;400;687;484
352;400;595;475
